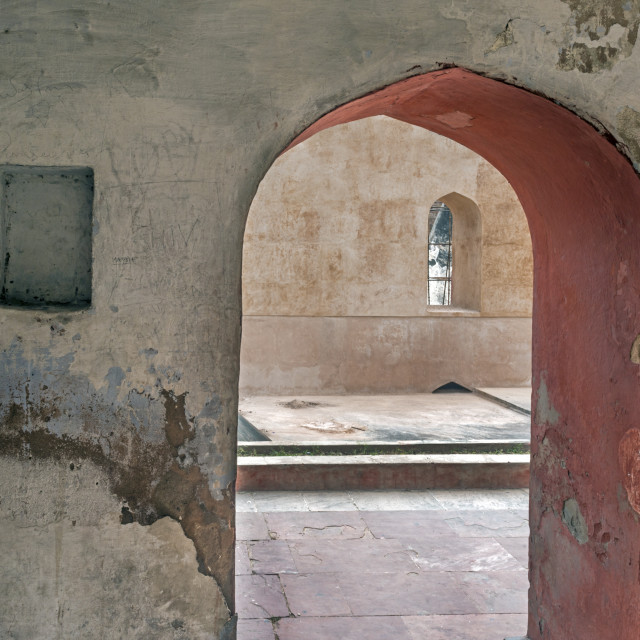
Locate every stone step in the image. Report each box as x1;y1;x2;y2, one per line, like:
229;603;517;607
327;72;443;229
236;453;530;492
238;439;529;455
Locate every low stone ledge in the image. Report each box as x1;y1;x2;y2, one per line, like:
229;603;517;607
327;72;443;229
238;439;530;455
236;453;530;491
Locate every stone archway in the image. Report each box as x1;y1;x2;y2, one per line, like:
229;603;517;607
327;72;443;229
261;67;640;640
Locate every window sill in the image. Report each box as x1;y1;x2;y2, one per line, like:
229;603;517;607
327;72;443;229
425;306;481;317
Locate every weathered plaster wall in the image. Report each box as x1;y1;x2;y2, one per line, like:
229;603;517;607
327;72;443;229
243;117;532;317
0;5;244;637
0;459;228;639
240;316;532;394
0;1;639;638
241;117;532;393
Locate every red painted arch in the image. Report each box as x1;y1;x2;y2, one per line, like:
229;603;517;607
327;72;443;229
285;68;640;639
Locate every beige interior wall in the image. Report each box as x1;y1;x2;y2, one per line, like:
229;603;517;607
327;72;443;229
241;116;534;394
240;316;533;394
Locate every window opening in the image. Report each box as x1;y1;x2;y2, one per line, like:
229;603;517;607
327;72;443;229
428;200;452;305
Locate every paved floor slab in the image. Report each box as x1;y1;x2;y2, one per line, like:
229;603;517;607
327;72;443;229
237;618;276;640
496;537;529;569
275;615;413;640
404;613;528;640
235;541;252;575
235;574;290;619
236;511;270;541
280;573;352;617
408;536;524;572
442;509;530;538
263;510;368;540
236;490;530;639
249;540;297;575
289;538;418;574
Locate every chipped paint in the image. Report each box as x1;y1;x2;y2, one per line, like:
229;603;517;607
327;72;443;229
617;106;640;161
535;374;560;426
0;339;236;610
632;335;640;364
434;111;475;128
562;497;589;543
487;20;516;53
618;428;640;514
558;0;640;71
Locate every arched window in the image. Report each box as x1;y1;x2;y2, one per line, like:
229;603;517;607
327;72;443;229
427;194;482;310
428;200;453;305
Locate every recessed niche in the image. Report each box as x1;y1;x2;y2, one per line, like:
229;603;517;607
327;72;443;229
0;165;93;309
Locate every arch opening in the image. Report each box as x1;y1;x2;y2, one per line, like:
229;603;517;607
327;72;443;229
239;68;640;640
241;115;531;396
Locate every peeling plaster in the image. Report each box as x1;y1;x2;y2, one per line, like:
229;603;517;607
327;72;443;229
536;374;560;426
617;107;640;161
0;504;230;638
0;457;231;636
632;334;640;364
557;42;621;72
618;428;640;514
562;497;589;543
0;340;236;607
434;111;475;128
557;0;640;72
487;20;516;53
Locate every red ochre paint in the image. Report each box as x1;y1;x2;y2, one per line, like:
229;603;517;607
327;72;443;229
283;68;640;639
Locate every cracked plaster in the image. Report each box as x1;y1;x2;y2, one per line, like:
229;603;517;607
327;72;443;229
0;458;229;639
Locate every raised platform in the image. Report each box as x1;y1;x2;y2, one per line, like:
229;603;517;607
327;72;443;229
239;392;531;444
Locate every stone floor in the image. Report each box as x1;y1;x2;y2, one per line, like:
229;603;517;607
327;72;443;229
236;489;530;639
238;391;531;443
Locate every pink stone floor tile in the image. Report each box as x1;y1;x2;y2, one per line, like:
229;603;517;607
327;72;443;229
235;496;531;635
403;613;528;640
280;573;352;616
235;541;252;575
236;512;271;541
442;509;529;538
264;511;367;540
496;537;529;569
289;538;418;574
460;571;529;614
248;540;297;574
408;536;524;572
237;618;276;640
235;574;290;619
337;571;481;616
360;509;454;541
275;615;413;640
